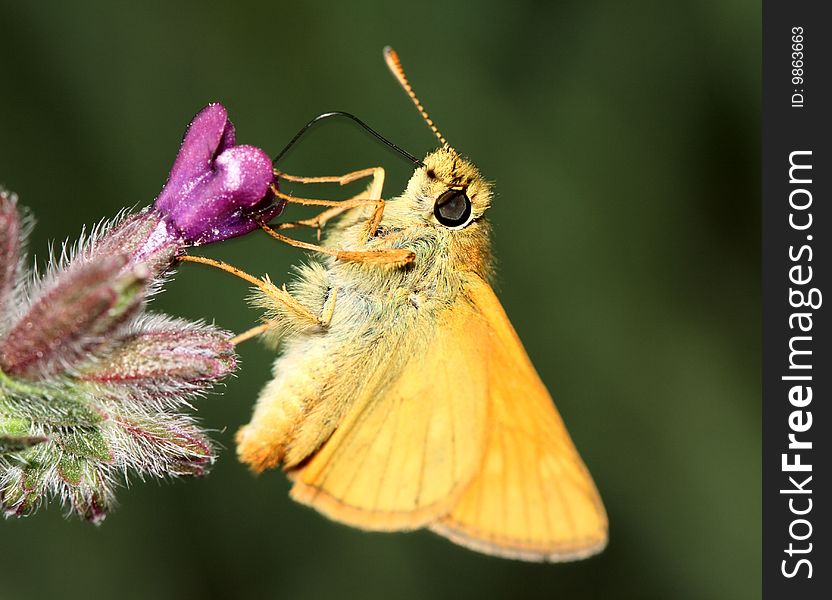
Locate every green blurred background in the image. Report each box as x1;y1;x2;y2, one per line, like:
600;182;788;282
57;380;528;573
0;1;759;598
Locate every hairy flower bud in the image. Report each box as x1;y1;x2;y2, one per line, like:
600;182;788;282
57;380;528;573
0;190;22;320
0;255;149;378
1;100;280;524
94;209;181;275
113;415;214;477
1;185;241;523
79;318;236;397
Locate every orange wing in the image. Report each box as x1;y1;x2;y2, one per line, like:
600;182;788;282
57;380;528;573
287;299;490;531
288;274;607;560
430;275;608;561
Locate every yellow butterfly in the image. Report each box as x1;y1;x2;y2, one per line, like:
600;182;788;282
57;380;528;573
185;47;607;561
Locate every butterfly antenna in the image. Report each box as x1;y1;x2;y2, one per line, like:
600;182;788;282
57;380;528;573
272;111;424;168
383;46;449;147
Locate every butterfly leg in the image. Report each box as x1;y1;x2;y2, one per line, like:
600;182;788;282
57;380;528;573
274;167;385;238
230;290;336;346
276;200;373;240
230;322;273;345
263;180;412;267
176;255;323;332
230;287;337;345
258;215;414;267
275;166;385;201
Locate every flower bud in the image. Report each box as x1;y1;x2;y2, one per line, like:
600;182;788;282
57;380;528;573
0;255;149;378
94;209;181;275
1;111;247;523
0;190;22;319
79;321;236;396
115;415;214;478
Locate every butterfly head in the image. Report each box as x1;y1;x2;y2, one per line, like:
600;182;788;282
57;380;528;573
401;147;492;231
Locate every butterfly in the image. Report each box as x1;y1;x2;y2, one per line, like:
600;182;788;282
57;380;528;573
188;47;607;561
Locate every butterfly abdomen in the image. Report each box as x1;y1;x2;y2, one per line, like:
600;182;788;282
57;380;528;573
238;263;432;472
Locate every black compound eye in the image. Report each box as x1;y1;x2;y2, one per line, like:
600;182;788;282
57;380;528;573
433;189;472;228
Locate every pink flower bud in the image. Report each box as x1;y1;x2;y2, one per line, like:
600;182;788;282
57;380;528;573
114;415;214;478
94;209;181;275
0;190;23;319
0;255;149;378
79;321;236;395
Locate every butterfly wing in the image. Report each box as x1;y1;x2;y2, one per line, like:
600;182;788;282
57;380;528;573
430;274;608;561
288;274;607;560
287;296;490;530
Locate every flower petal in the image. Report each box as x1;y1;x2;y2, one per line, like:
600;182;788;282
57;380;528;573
153;104;282;245
186;144;282;243
154;103;231;216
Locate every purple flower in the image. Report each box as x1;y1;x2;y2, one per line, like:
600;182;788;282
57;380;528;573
0;103;279;523
1;187;239;523
154;103;284;245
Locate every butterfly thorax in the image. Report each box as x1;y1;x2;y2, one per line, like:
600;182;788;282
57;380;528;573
327;222;490;308
322;147;495;304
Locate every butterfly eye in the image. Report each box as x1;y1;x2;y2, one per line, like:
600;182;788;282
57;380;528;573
433;189;472;228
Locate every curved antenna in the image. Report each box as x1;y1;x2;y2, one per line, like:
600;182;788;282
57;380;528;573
272;111;425;168
383;46;448;147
